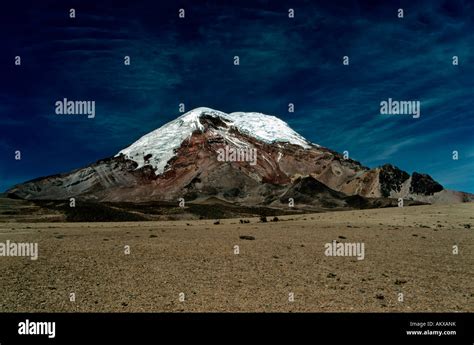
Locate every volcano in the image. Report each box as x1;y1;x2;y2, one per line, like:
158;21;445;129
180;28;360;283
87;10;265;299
6;107;473;209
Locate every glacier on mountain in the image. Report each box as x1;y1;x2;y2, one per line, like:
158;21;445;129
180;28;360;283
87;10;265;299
116;107;314;175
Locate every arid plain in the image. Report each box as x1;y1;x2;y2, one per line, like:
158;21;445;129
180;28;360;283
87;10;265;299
0;203;472;312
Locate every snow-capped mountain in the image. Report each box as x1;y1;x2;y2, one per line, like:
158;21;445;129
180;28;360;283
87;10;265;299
117;107;312;175
7;107;472;207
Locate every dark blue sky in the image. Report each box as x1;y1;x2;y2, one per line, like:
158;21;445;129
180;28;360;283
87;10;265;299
1;0;473;193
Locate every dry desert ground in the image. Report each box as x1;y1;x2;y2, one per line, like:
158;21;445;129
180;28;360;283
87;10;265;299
0;203;473;312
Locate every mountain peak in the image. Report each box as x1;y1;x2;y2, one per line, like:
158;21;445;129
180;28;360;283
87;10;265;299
176;107;228;130
116;107;314;175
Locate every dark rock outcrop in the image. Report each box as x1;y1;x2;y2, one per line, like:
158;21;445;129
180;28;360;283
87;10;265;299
379;164;410;197
410;172;443;195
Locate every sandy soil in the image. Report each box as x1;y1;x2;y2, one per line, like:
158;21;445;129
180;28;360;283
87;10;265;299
0;203;472;312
